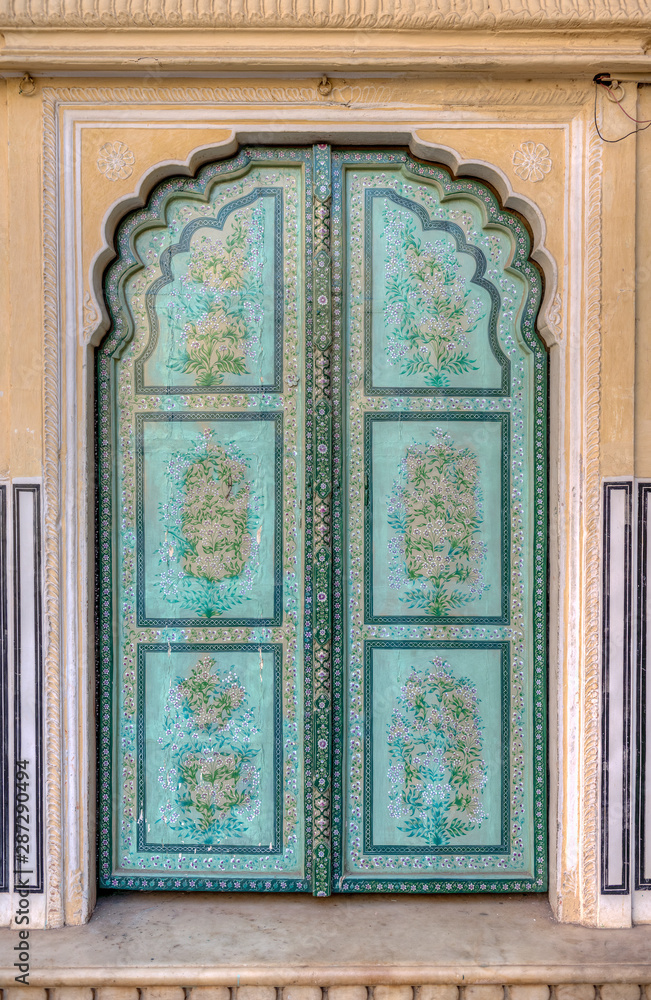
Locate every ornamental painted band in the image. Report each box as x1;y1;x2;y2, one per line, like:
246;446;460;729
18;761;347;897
97;144;547;895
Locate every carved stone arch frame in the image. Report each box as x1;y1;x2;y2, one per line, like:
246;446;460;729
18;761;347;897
14;84;609;930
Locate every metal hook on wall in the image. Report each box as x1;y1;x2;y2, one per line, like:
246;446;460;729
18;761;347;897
604;79;626;102
317;75;333;97
18;73;36;96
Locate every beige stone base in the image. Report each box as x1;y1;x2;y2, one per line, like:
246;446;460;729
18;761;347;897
1;987;651;999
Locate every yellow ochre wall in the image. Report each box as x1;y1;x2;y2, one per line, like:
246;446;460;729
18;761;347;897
1;75;650;481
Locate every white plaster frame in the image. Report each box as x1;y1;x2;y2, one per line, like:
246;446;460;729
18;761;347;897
13;85;610;929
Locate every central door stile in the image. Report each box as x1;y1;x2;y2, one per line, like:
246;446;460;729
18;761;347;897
310;143;334;896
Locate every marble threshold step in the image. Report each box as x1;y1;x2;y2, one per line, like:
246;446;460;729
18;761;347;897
1;896;650;987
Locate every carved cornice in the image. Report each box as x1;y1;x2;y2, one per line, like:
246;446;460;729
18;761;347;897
1;0;651;28
41;80;592;109
1;27;647;76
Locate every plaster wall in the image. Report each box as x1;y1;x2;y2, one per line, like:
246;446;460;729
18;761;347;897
635;86;651;477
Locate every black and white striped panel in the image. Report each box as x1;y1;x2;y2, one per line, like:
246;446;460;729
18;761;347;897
636;482;651;890
601;480;633;895
12;484;44;893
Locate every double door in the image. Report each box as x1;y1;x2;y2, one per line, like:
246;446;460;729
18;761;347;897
97;145;547;894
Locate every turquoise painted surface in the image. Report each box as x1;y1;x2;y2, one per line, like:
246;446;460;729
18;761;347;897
99;147;546;895
369;644;504;849
136;192;280;391
336;153;546;890
142;646;279;850
369;416;505;620
138;416;279;623
369;194;504;392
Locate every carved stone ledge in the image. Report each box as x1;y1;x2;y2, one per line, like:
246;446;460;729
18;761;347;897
1;0;651;28
0;28;648;75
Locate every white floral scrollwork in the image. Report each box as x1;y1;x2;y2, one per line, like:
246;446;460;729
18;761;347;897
82;291;101;343
512;141;552;183
547;290;563;342
97;140;135;181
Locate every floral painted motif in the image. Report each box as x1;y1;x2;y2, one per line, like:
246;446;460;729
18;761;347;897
159;656;260;838
387;658;486;844
512;142;552;183
388;429;487;615
157;431;260;618
382;206;483;387
167;205;266;386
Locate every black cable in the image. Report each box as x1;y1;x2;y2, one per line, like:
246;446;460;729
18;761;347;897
594;80;651;143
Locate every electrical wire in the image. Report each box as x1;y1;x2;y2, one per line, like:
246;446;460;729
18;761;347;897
594;80;651;143
599;81;651;125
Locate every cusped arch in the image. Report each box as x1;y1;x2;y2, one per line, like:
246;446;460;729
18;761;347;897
86;132;558;352
96;140;549;894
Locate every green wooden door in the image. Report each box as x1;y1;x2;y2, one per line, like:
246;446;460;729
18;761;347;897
98;145;546;894
330;151;547;893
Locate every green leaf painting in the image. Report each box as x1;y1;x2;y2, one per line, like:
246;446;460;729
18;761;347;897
382;206;483;387
387;429;488;615
387;658;486;844
157;431;261;618
166;205;266;387
158;656;260;839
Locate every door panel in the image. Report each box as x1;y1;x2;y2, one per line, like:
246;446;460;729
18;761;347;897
331;152;547;892
98;151;313;890
365;412;509;623
362;187;508;396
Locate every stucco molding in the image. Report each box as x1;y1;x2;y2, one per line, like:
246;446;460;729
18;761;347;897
41;84;64;929
74;122;560;352
2;0;651;29
36;82;593;109
581;120;603;926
